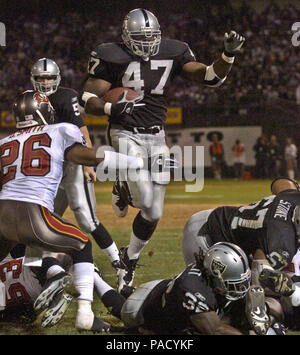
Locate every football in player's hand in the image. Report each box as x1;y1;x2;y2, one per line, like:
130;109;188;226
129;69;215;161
102;87;139;103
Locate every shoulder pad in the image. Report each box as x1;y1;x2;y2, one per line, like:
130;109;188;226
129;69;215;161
55;86;78;97
91;43;133;64
158;38;193;58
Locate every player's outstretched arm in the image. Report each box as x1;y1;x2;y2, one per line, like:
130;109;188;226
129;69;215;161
182;30;245;86
65;144;144;170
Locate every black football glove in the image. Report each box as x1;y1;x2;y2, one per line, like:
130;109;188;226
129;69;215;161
110;91;136;116
224;30;245;55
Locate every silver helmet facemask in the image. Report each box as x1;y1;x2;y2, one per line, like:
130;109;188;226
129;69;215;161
122;9;161;58
31;58;61;96
203;242;251;301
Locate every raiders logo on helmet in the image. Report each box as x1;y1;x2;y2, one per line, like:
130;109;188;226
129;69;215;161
211;258;227;276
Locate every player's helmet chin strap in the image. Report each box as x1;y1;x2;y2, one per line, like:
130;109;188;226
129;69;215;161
36;109;48;125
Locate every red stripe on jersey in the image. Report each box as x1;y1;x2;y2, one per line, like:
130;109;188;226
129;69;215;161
41;207;89;243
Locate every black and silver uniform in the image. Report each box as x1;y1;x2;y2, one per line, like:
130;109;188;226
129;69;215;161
200;190;300;269
139;264;231;334
49;86;85;128
87;39;196;128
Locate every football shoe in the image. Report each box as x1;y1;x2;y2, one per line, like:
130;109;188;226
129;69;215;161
117;247;138;293
34;272;71;313
245;285;270;335
259;269;294;296
41;291;73;327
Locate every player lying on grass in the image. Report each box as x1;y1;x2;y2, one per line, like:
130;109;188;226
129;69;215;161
182;176;300;334
0;245;125;329
117;242;286;335
0;91;143;332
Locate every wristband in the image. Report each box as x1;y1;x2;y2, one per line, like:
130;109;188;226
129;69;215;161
102;150;144;170
81;91;98;104
104;102;112;115
221;52;235;64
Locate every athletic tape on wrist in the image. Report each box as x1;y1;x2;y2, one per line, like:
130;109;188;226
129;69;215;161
222;52;235;64
104;102;112;115
82;91;98;104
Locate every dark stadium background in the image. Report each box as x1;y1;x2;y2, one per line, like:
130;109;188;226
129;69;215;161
0;0;299;336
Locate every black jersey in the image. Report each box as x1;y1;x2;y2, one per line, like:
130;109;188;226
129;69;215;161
140;264;230;334
49;87;85;128
200;190;300;269
87;39;196;128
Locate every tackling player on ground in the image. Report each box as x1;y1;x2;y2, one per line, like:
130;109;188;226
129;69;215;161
119;242;254;334
79;8;245;294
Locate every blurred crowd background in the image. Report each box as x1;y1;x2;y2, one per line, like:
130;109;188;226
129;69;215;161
0;0;299;148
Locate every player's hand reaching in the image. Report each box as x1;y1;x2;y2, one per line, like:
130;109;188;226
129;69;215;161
84;166;96;183
105;91;137;116
224;30;245;55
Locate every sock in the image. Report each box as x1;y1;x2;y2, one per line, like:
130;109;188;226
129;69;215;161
91;224;120;262
127;211;158;260
46;264;65;279
101;243;120;263
72;262;94;302
94;270;113;298
76;299;94;329
127;232;149;260
78;299;93;314
101;289;126;319
290;285;300;307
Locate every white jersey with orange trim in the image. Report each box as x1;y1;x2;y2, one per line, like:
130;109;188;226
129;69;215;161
0;254;41;307
0;123;84;212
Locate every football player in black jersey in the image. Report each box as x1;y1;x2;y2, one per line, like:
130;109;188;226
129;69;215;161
31;58;121;277
79;8;245;294
182;177;300;271
119;242;254;334
182;177;300;333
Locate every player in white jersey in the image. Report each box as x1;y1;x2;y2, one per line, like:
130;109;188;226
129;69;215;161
0;244;72;327
0;244;126;328
0;91;143;332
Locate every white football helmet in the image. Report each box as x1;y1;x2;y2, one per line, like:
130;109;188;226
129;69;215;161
31;58;61;96
122;8;161;58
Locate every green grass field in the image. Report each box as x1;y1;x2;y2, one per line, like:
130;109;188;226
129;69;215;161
1;179;299;335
